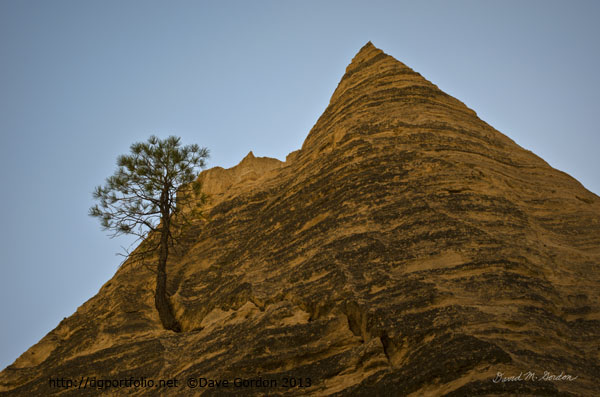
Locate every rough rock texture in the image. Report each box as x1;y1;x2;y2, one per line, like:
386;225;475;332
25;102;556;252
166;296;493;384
2;42;599;396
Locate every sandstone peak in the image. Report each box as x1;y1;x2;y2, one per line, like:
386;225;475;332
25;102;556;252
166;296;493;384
301;40;480;155
346;40;381;67
195;151;283;204
2;43;599;396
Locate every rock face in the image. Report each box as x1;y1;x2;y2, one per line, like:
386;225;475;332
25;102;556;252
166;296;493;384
2;42;599;396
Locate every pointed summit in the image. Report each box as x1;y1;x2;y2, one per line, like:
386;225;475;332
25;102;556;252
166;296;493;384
242;151;255;161
348;41;380;64
340;41;387;86
301;41;482;154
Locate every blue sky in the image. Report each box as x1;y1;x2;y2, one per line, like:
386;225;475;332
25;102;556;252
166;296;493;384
1;1;599;370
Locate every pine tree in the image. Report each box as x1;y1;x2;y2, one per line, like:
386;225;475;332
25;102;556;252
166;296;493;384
90;135;209;332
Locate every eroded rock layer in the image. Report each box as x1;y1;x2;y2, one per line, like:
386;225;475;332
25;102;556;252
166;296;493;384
2;42;599;396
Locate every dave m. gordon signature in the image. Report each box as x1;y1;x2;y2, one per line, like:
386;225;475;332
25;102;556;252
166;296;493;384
493;371;578;383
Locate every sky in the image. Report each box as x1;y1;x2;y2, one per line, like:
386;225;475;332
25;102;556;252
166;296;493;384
1;0;599;370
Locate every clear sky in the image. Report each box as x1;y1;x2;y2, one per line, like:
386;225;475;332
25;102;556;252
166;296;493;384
1;1;599;370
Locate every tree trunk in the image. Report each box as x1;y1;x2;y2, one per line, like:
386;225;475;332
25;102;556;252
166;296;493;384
155;215;182;332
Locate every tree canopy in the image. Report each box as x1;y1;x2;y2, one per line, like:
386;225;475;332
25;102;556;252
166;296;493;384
90;135;209;241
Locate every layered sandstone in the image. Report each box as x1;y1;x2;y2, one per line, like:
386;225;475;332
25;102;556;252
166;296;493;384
1;42;599;396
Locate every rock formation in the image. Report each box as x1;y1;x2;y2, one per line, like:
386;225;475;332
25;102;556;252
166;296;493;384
1;42;599;396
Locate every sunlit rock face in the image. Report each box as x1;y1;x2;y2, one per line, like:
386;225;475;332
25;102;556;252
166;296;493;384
2;42;599;396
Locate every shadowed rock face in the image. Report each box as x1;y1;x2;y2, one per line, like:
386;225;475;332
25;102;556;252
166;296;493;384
2;42;599;396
